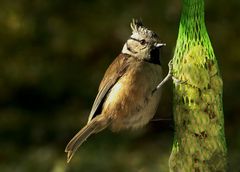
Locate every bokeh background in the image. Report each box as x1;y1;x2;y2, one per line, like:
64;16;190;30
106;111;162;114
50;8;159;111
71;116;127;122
0;0;239;171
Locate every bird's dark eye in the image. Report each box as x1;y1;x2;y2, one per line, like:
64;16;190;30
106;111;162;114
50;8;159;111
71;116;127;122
140;39;146;45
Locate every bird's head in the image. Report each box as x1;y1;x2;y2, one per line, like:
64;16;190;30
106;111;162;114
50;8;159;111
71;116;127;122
122;19;165;64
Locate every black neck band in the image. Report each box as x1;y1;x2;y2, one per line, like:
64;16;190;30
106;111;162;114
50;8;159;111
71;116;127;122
145;47;161;65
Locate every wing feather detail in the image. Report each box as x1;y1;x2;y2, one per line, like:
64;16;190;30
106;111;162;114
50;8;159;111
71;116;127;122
87;54;130;123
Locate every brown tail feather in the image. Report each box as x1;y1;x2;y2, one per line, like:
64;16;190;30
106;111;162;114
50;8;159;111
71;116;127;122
65;115;110;163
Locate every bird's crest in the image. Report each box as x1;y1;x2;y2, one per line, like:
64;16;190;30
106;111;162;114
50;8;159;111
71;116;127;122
130;18;159;40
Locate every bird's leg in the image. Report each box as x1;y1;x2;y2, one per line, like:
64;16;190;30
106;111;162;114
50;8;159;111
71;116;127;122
152;59;185;95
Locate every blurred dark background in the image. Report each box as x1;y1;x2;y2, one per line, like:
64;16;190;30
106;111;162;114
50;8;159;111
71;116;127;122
0;0;239;171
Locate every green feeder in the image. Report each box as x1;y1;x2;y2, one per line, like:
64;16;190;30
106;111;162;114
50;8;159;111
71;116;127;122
169;0;227;171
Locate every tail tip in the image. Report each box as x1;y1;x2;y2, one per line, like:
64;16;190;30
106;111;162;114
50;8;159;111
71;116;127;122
65;151;73;163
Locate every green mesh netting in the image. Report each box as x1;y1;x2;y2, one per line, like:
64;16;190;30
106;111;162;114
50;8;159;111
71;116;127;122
169;0;227;171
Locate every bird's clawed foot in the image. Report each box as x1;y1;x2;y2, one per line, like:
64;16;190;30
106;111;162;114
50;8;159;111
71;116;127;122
152;59;186;95
168;60;187;85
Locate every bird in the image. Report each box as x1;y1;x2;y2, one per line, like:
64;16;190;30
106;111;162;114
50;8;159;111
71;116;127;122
65;19;166;163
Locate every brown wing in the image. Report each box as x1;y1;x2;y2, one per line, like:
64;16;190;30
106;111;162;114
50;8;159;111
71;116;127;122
87;53;130;123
